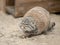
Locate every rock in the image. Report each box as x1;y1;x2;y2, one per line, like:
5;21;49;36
6;6;15;15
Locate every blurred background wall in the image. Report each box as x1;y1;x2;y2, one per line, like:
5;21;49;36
0;0;60;17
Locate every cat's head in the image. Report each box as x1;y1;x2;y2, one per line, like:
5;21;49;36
20;16;37;34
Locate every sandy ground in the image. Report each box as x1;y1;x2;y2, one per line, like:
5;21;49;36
0;11;60;45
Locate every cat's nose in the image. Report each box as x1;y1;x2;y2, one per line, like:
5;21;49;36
25;31;29;33
25;30;31;33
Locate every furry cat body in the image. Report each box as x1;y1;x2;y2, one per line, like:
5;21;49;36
20;7;55;38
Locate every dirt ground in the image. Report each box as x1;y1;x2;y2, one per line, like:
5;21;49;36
0;11;60;45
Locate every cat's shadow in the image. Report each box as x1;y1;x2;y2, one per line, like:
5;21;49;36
27;27;55;38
